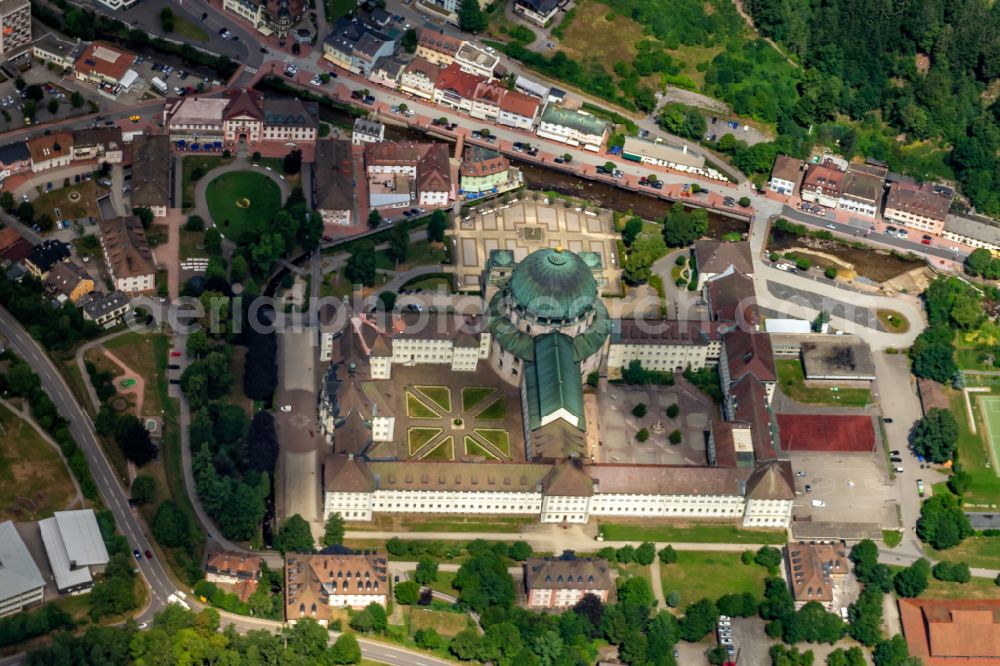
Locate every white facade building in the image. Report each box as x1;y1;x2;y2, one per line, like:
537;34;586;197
536;104;609;152
0;521;45;617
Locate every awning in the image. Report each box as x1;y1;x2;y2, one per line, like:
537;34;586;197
177;140;186;147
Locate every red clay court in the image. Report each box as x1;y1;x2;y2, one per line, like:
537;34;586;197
776;414;876;453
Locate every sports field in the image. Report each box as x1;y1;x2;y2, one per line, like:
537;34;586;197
977;395;1000;477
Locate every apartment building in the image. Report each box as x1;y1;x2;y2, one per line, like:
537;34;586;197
73;127;124;164
513;0;560;26
364;142;452;209
352;118;384;146
800;161;843;209
0;0;31;55
313;139;355;226
943;213;1000;252
537;104;609;152
460;145;515;195
524;557;612;609
98;215;156;293
44;262;95;303
837;163;886;218
285;551;388;623
323;18;396;76
0;521;45;617
205;551;262;586
28;132;73;172
768;155;805;196
454;42;499;79
25;239;70;279
433;62;479;113
367;55;405;88
130;135;171;217
415;28;461;66
399;56;440;100
0;141;30;181
497;89;540;131
80;290;131;327
883;181;952;235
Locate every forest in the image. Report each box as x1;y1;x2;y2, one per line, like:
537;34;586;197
743;0;1000;216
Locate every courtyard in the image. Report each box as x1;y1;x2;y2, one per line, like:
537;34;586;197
206;171;283;241
596;378;717;465
367;365;524;463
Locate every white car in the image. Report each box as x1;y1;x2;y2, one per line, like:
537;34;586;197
893;466;905;473
826;224;836;230
810;499;826;508
280;405;292;412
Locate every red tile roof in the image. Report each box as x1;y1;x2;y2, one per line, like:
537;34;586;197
730;375;777;461
802;162;844;197
75;43;135;82
498;88;540;119
435;62;481;100
725;329;776;383
899;598;1000;665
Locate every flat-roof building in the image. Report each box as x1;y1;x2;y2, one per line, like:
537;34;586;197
0;0;31;55
800;337;876;381
622;136;705;171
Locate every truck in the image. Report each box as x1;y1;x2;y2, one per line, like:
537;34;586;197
151;77;168;95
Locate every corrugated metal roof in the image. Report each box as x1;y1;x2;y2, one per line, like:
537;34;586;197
525;333;584;431
53;510;109;567
0;521;44;603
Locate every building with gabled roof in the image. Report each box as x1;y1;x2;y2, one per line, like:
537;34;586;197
884;181;953;235
497;89;540;130
98;215;156;293
285;551;388;622
838;163;886;218
694;240;753;288
801;161;844;209
785;540;850;607
74;42;136;89
415;28;462;65
25;239;70;279
706;269;758;327
130;135;170;217
400;56;440;100
525;556;612;608
28;132;73;172
313;139;355;226
898;598;1000;665
433;62;481;112
73;127;123;164
769;155;805;196
0;141;30;181
606;319;724;378
538;104;609;152
44;262;94;303
205;551;263;586
38;509;110;594
364;142;452;208
80;290;131;328
0;521;45;617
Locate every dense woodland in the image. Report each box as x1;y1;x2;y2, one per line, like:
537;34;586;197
744;0;1000;215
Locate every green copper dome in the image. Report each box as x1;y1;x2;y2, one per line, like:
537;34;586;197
508;247;597;321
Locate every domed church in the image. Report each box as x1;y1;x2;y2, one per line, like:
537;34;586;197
484;247;611;458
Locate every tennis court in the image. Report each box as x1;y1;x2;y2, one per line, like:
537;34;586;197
977;395;1000;477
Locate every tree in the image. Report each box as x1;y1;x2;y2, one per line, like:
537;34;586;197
132;206;154;229
635;542;656;566
47;99;59;115
622;217;644;246
427;209;448;242
666;403;680;418
401;27;418;53
617;576;654;607
388;224;409;263
893;559;930;598
910;408;959;463
623;231;667;283
184;214;205;231
24;85;43;102
707;645;729;665
932;561;971;583
508;541;533;561
367;209;382;229
414;557;438;585
603;161;616;173
449;629;481;660
873;635;911;666
965;248;1000;279
414;628;441;649
394;580;420;605
616;544;635;563
131;475;156;505
632;403;647;417
152;500;190;548
329;632;361;664
717;592;758;618
453;550;515;613
16;201;33;224
635;428;650;442
70;91;84;108
275;514;314;554
458;0;487;32
0;191;13;211
344;240;377;287
917;493;973;550
563;153;572;163
574;593;605;633
283;149;303;175
659;545;678;564
160;6;174;31
669;429;683;444
115;414;158;467
663;203;708;247
679;598;718;641
323;513;345;547
739;196;751;207
755;546;783;569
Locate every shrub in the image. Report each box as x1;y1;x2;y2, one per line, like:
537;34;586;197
795;257;811;271
668;429;682;445
636;428;650;442
632;403;647;417
825;266;838;279
659;545;677;564
666;403;679;418
932;561;971;583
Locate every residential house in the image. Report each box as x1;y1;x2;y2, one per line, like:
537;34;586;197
513;0;560;26
524;556;612;609
415;28;461;66
897;598;1000;666
0;226;32;263
399;56;440;100
285;551;388;623
454;41;499;79
537;104;609;152
44;262;95;303
470;80;506;121
28;132;74;172
0;521;45;617
98;215;156;294
205;551;262;585
785;541;850;608
352;118;384;146
883;181;952;235
693;240;753;288
0;141;30;181
72;127;124;164
25;239;70;279
497;89;539;131
768;155;805;196
80;290;131;327
837;163;886;218
460;145;513;195
800;161;843;209
322;18;396;76
0;0;31;55
130;135;171;217
367;55;405;88
74;42;138;91
433;62;480;113
31;33;84;71
38;509;110;595
313;139;355;226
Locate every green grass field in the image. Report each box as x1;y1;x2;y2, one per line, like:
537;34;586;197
416;386;451;413
929;536;1000;570
422;437;454;461
474;428;510;457
406;392;440;419
977;394;1000;476
205;171;282;242
476;397;507;420
462;387;494;412
951;392;1000;506
660;551;769;606
0;406;77;522
464;436;497;459
407;427;441;456
599;522;787;544
776;359;870;407
408;608;469;637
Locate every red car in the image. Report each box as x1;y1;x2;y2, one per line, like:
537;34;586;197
144;550;153;560
170;351;181;357
921;239;931;245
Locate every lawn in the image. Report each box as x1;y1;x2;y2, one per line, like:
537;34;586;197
660;551;769;607
325;0;355;20
172;15;209;42
462;387;494;412
876;309;910;333
206;171;282;242
407;427;442;456
73;234;102;263
950;392;1000;506
422;436;454;461
476;397;507;420
427;571;457;597
465;436;497;459
474;428;510;457
32;180;104;220
929;536;1000;570
179;229;206;260
919;574;1000;600
402;275;453;294
882;530;903;548
104;332;169;416
0;406;77;522
775;359;870;407
599;522;787;544
406;392;440;419
408;608;470;637
416;385;451;413
181;155;232;210
375;241;448;272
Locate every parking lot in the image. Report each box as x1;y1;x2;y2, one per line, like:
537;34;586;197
788;451;899;528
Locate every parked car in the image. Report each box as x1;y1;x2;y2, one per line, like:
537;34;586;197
795;471;807;477
170;351;182;357
804;484;812;493
893;467;905;473
884;418;894;423
811;499;826;507
144;550;153;559
133;550;142;561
